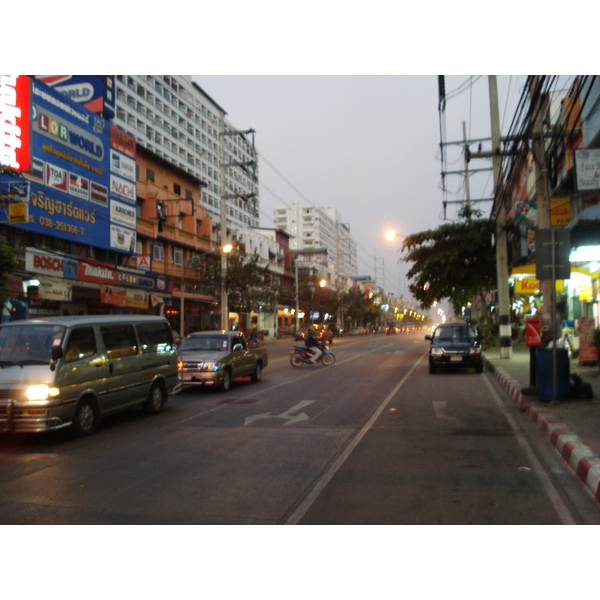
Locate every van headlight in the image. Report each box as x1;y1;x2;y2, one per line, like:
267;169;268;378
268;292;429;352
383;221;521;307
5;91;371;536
25;384;60;403
431;348;445;356
469;346;482;356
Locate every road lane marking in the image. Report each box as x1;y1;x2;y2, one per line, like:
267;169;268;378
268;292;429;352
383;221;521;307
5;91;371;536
170;351;369;428
283;355;426;525
483;374;577;525
244;400;315;426
432;400;460;426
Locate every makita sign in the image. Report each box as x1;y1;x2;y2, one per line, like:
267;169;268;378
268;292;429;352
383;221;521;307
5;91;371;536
79;261;116;284
0;75;31;171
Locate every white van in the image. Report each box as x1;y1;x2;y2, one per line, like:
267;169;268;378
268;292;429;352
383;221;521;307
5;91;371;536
0;315;179;436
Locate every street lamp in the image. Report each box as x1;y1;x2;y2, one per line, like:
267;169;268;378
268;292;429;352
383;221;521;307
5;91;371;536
310;278;327;326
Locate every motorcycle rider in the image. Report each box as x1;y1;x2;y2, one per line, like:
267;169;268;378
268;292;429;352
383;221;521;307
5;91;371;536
305;326;323;364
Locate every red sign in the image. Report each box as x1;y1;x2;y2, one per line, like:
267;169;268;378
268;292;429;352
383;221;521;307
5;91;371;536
78;260;116;284
577;317;599;364
110;124;136;159
0;75;31;171
525;316;541;347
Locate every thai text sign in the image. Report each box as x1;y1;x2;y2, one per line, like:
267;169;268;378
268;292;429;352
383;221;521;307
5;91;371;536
574;149;600;191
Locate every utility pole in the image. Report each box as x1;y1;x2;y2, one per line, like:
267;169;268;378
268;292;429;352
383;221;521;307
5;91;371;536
218;117;256;331
530;76;555;340
219;110;228;330
463;121;472;206
294;259;300;332
489;75;512;358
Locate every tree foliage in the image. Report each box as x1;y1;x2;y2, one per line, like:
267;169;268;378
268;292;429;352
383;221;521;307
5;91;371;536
0;238;15;304
195;249;276;313
401;216;496;317
342;287;379;328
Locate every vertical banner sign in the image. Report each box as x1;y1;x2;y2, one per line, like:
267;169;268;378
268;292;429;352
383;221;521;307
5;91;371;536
0;75;31;171
577;317;598;364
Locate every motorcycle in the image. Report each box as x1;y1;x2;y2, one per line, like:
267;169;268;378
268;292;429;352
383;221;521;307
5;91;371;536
290;344;336;367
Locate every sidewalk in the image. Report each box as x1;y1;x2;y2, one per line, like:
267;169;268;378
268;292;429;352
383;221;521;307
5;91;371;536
484;342;600;504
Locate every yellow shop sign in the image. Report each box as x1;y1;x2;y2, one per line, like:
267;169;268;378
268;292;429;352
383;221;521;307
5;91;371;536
514;278;564;294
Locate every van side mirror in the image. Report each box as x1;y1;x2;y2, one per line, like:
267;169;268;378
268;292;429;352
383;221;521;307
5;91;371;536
425;335;432;341
52;345;63;361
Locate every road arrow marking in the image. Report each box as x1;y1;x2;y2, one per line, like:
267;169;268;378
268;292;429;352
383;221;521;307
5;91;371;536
244;400;315;426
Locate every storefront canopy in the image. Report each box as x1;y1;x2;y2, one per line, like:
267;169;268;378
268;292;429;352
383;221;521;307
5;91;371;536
568;204;600;248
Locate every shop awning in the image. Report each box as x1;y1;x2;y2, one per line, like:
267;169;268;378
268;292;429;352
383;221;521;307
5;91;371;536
172;290;218;304
568;204;600;248
510;263;588;278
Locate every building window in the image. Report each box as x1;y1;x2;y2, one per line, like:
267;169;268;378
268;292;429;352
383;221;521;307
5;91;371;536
174;183;181;195
146;168;155;182
173;247;183;266
153;242;164;262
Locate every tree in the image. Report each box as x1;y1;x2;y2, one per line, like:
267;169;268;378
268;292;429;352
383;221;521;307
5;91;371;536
401;212;496;319
0;237;15;307
194;248;275;314
342;287;379;329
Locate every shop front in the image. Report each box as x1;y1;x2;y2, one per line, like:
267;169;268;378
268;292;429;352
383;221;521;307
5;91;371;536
9;247;174;320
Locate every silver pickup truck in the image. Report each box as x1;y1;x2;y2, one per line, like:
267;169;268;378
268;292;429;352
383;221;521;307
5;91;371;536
177;330;268;392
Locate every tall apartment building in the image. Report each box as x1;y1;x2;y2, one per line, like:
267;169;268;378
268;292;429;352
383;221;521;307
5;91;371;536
112;75;259;239
273;203;358;286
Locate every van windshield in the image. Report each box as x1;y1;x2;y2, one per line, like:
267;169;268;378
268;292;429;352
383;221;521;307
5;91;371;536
0;324;66;366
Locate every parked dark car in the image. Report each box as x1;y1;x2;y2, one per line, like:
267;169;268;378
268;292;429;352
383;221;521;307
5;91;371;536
425;321;483;374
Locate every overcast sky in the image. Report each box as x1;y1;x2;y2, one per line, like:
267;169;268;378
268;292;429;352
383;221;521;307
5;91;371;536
192;75;531;307
22;3;587;318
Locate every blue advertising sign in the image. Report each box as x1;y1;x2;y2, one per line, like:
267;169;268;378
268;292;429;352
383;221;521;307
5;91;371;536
34;75;116;119
0;78;135;255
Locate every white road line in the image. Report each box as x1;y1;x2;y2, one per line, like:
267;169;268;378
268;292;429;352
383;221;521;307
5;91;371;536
284;355;426;525
483;374;577;525
170;350;368;427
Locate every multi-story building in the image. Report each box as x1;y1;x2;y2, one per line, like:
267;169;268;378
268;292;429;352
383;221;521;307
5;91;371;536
112;76;259;240
0;75;224;334
273;202;358;287
497;76;600;357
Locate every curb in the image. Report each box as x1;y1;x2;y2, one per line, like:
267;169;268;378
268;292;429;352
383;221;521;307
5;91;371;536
484;356;600;504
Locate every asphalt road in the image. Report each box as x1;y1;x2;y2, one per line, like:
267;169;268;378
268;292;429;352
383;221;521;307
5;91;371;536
1;332;599;525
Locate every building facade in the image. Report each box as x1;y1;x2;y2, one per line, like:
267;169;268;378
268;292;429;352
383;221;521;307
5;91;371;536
112;76;259;240
273;202;358;286
498;76;600;360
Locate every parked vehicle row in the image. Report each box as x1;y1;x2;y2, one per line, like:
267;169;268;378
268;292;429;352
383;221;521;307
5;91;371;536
0;317;270;437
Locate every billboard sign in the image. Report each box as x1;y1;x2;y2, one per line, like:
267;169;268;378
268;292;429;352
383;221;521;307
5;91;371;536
34;75;116;119
0;78;136;254
0;75;31;172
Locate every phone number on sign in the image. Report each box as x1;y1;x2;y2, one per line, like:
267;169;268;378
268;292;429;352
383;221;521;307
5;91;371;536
37;216;85;236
